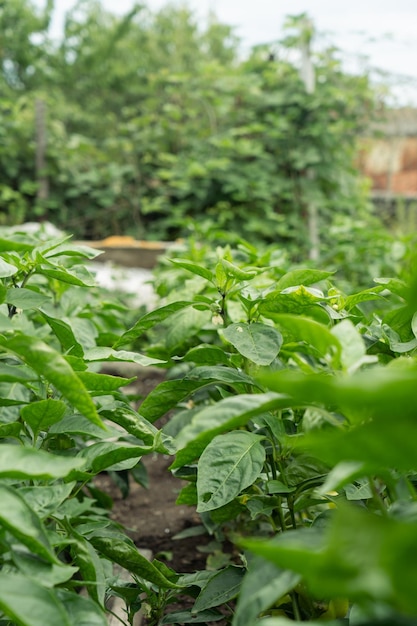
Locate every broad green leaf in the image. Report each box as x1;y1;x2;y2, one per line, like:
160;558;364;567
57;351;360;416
0;256;18;277
37;263;96;286
275;269;334;291
260;287;325;317
170;259;214;282
331;319;368;372
343;286;384;311
0;237;34;252
44;243;103;260
222;323;282;365
0;572;71;626
193;566;245;612
171;393;289;468
0;484;57;563
221;259;258;280
113;301;195;348
90;535;181;588
70;536;107;606
20;483;76;517
317;461;373;496
0;421;22;438
186;365;260;388
164;307;211;353
34;235;74;256
21;399;67;438
84;346;164;367
100;406;159;445
233;557;300;626
0;363;36;383
57;590;107;626
139;379;206;422
77;371;135;392
260;368;417;470
40;311;84;357
141;367;259;423
0;444;85;479
6;288;51;309
12;553;78;587
197;431;265;512
183;344;231;366
243;505;417;615
79;441;154;473
49;413;117;439
264;314;341;366
0;335;103;427
0;311;12;329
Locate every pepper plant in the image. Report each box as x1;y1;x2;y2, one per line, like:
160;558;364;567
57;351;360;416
116;238;417;625
0;225;183;626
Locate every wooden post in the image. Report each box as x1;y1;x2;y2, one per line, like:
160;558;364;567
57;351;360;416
35;99;49;204
299;19;320;262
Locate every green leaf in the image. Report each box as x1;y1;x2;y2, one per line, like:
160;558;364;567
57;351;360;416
40;311;84;357
259;287;325;317
141;366;259;423
316;461;372;497
170;259;214;282
0;444;85;479
275;269;334;291
242;505;417;615
0;363;35;383
233;557;300;626
0;335;104;427
183;344;231;366
113;301;196;348
0;256;18;277
37;263;95;287
0;485;57;563
163;307;212;353
260;367;417;470
21;399;67;438
0;572;71;626
139;380;205;422
263;314;341;365
19;483;76;517
221;259;258;281
6;288;51;309
193;566;245;612
331;319;369;372
90;535;181;588
84;347;164;367
0;421;22;438
171;393;289;468
186;366;260;388
197;431;265;512
100;406;159;445
70;536;107;606
77;371;135;392
12;553;78;587
79;441;154;473
222;323;282;365
0;237;34;252
57;590;107;626
156;372;250;426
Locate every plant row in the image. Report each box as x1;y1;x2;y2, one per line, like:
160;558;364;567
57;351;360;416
1;225;417;625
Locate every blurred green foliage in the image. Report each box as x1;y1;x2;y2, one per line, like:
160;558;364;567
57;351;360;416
0;0;386;260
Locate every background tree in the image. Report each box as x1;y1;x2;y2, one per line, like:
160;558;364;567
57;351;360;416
0;0;384;264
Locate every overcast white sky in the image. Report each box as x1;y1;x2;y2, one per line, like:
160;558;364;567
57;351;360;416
43;0;417;104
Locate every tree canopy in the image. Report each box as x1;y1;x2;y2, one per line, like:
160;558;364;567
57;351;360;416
0;0;381;258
